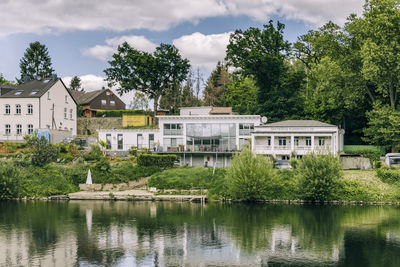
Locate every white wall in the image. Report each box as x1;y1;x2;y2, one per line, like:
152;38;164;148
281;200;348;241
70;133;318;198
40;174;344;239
0;98;40;141
98;129;161;151
39;80;77;136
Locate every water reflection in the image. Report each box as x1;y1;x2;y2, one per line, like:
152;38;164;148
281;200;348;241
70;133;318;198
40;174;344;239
0;201;400;266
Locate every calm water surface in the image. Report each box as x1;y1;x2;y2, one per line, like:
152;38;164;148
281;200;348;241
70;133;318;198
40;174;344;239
1;201;400;266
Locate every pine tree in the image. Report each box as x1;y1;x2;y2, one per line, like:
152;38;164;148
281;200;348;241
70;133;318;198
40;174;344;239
19;41;55;81
69;76;82;91
203;62;230;106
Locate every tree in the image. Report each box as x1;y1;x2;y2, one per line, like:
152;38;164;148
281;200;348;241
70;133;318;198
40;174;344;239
19;41;55;81
105;42;190;120
203;62;230;106
0;73;14;85
224;75;258;115
363;102;400;152
69;76;82;91
226;21;305;121
129;91;150;110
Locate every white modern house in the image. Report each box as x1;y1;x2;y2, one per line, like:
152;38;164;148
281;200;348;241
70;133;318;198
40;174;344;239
0;78;77;142
98;106;261;167
252;120;345;160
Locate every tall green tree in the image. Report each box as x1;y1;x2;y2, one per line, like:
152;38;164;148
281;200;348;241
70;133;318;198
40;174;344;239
224;75;258;115
226;21;305;121
105;42;190;119
363;102;400;152
203;62;230;106
69;76;82;91
0;73;14;85
129;91;150;110
19;41;55;81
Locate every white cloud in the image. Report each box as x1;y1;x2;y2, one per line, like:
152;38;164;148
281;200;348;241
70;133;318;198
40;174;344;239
83;35;158;61
0;1;363;36
62;74;136;106
173;32;231;71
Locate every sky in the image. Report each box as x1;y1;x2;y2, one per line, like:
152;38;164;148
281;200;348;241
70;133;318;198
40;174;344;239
0;0;364;106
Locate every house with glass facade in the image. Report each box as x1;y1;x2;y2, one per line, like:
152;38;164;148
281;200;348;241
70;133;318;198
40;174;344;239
98;106;261;166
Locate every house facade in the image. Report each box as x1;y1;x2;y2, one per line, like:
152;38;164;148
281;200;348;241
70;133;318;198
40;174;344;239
0;79;77;141
252;120;344;160
98;107;261;167
70;89;125;117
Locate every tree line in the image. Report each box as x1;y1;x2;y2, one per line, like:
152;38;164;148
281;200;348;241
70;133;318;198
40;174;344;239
1;0;399;151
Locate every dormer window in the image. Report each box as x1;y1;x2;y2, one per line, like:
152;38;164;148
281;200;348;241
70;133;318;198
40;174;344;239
30;90;39;95
14;90;23;95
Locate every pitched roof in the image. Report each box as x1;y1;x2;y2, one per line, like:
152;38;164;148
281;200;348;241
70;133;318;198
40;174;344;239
69;89;105;105
0;84;16;95
0;79;57;98
210;107;233;114
264;120;337;127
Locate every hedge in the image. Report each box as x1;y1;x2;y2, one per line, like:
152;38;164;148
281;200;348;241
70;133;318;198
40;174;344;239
95;110;153;117
137;154;177;169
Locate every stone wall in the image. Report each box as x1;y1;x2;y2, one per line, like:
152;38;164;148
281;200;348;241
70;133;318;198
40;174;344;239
340;156;372;170
77;117;122;135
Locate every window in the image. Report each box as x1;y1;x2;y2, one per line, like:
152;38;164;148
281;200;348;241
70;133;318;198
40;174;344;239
106;134;111;150
5;104;10;115
306;137;312;147
27;104;33;114
281;155;290;160
69;109;73;119
294;137;299;146
101;100;107;105
110;100;115;106
163;123;183;135
16;124;22;135
278;137;287;147
149;134;154;149
5;124;10;135
137;134;143;149
117;134;123;150
14;90;23;95
27;124;33;135
268;137;271;146
65;95;68;103
319;137;325;146
47;92;50;100
15;104;21;114
239;123;254;135
64;108;67;119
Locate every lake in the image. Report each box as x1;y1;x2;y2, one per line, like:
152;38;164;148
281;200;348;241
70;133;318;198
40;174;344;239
1;201;400;266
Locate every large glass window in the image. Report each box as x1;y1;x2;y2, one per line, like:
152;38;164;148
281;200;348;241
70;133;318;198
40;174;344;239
117;134;123;150
163;123;183;135
186;123;237;152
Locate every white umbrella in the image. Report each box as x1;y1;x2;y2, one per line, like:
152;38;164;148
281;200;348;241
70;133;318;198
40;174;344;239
86;169;92;185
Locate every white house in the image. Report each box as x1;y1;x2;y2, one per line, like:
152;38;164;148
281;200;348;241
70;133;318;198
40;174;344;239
0;78;77;142
98;106;261;167
251;120;345;160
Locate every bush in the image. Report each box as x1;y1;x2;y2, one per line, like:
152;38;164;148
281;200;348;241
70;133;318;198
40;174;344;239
345;148;383;166
137;154;176;169
376;168;400;184
30;137;58;166
0;162;24;198
375;161;382;169
289;158;298;169
225;149;279;201
83;145;103;161
297;153;342;201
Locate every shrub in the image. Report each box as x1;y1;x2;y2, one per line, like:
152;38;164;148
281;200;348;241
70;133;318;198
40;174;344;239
31;137;58;166
289;158;298;169
128;146;137;156
375;161;382;169
297;153;342;201
225;149;279;201
0;162;24;198
376;168;400;184
83;145;103;161
137;154;176;169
